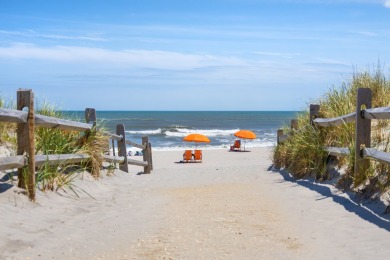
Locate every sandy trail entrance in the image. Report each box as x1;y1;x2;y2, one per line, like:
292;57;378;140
1;148;389;259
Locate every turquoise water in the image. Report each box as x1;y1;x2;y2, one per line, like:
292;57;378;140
64;111;300;151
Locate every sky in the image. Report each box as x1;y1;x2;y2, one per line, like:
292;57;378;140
0;0;390;111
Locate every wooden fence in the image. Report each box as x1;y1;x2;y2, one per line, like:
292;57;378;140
0;89;153;201
277;87;390;178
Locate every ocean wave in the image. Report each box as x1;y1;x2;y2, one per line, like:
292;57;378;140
126;128;162;135
151;142;276;151
124;127;277;141
165;128;240;137
125;127;242;137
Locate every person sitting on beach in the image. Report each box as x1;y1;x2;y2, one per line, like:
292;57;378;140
230;139;241;151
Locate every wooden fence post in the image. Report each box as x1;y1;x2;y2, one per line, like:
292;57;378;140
291;119;298;131
142;136;151;174
85;108;97;126
142;136;151;173
354;88;372;181
310;104;320;126
111;139;116;156
277;129;283;144
17;89;36;201
148;142;153;171
116;124;129;173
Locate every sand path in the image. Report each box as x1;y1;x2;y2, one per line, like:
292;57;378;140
1;148;389;259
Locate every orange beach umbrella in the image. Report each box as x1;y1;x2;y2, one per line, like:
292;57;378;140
183;133;210;143
234;130;256;140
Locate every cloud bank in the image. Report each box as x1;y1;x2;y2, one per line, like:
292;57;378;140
0;44;245;70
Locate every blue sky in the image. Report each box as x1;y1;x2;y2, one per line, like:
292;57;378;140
0;0;390;111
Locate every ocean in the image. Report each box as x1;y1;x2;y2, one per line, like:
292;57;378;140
65;111;300;151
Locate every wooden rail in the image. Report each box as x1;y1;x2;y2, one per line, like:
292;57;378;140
313;112;356;127
0;156;26;171
0;89;153;201
362;148;390;165
277;88;390;180
362;107;390;120
0;108;93;131
325;147;350;157
107;124;152;173
103;132;146;150
0;153;150;170
312;108;390;125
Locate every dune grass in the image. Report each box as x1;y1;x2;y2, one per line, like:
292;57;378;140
35;102;109;191
273;66;390;193
0;97;16;148
1;99;109;193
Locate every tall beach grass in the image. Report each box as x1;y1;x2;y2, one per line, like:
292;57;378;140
0;97;16;148
1;99;108;193
273;66;390;193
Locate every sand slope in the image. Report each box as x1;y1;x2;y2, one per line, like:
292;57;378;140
1;147;389;259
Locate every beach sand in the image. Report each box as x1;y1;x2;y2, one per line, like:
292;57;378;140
1;147;390;259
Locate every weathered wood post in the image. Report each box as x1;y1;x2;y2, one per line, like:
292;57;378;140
111;139;116;156
116;124;129;173
142;136;151;174
291;119;298;132
148;142;153;171
310;104;320;126
277;129;283;144
17;89;36;201
85;108;97;126
354;88;372;183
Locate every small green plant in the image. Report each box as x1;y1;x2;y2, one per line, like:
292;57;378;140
106;161;117;176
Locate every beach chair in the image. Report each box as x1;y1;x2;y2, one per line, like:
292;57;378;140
183;150;193;162
230;140;241;151
194;150;202;162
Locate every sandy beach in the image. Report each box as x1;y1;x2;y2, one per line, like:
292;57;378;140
1;147;390;259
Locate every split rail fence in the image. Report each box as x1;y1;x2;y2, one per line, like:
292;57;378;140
0;89;153;201
277;87;390;178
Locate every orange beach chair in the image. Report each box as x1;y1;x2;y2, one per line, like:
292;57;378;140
183;150;193;162
194;150;202;162
230;140;241;151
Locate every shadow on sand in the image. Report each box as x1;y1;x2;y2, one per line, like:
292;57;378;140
0;172;15;194
267;166;390;232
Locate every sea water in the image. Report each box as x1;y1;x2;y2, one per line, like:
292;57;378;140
64;111;300;151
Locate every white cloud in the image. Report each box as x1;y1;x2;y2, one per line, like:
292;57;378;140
254;51;300;59
0;43;246;70
0;30;106;42
384;0;390;8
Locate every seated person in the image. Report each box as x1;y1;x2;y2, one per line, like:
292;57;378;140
230;139;241;151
